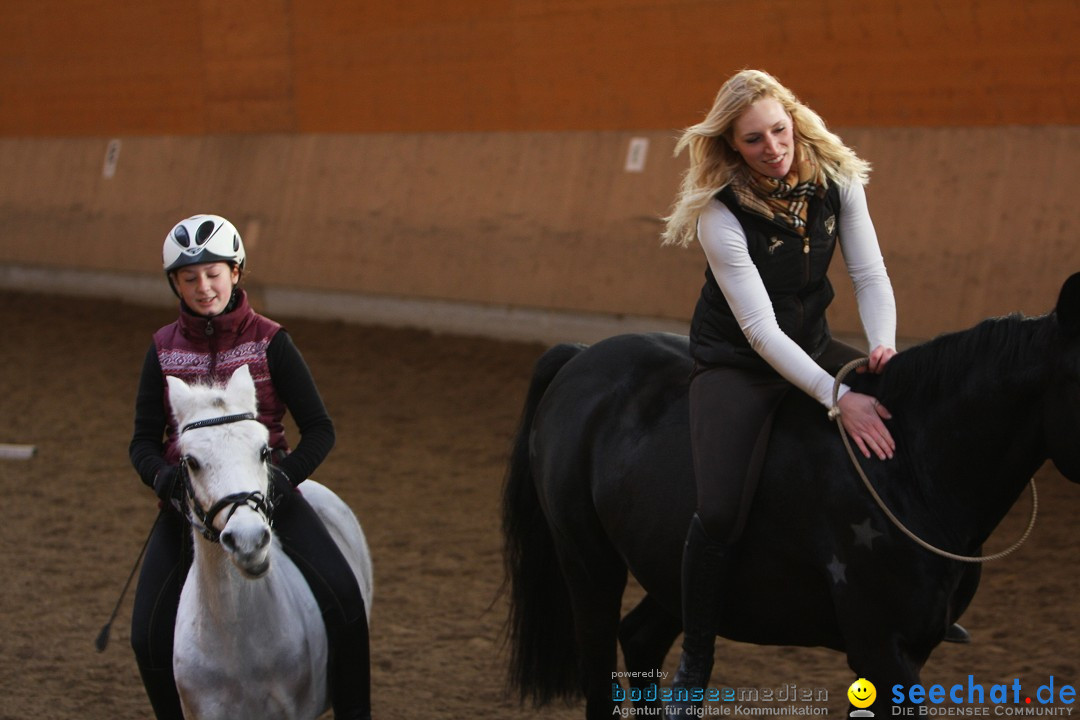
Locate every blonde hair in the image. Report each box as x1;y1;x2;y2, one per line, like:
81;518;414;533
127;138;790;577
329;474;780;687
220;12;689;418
661;70;871;248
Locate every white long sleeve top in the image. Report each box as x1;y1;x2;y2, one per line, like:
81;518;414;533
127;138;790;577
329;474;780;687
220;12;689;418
697;182;896;408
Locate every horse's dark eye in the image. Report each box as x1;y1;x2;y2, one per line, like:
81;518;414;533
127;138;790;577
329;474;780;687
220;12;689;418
260;447;272;462
185;456;201;472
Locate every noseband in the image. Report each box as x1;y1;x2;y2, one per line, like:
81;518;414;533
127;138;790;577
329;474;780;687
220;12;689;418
179;412;275;544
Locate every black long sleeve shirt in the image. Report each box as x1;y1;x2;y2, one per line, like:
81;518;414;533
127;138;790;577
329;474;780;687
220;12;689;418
129;330;335;489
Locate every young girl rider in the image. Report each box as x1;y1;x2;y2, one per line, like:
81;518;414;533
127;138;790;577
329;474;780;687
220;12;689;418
128;214;372;719
660;70;897;717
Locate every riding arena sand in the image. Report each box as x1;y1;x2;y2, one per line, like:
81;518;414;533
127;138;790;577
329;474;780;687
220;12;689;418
0;289;1076;719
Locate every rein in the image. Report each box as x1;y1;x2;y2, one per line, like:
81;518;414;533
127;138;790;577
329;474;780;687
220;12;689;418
179;412;274;544
830;357;1038;563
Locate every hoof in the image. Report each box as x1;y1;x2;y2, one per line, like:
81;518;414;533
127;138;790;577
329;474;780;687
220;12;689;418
944;622;972;644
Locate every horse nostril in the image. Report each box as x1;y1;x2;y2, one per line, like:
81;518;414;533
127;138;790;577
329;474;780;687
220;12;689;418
221;531;237;553
257;527;271;550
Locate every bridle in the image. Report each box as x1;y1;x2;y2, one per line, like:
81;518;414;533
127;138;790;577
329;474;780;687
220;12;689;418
178;412;275;544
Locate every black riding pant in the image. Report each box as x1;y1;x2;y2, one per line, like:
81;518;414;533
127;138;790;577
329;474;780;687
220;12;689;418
689;339;863;544
130;485;370;719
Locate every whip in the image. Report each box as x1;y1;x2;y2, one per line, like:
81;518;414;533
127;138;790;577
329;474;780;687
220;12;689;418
95;512;162;652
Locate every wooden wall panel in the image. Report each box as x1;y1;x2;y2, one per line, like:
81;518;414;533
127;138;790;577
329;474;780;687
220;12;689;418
1;128;1076;340
294;0;1079;131
1;0;1075;136
196;0;296;132
1;0;1076;340
0;2;206;134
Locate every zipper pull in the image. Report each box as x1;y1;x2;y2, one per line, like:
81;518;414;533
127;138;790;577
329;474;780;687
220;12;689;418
204;318;214;336
803;238;810;254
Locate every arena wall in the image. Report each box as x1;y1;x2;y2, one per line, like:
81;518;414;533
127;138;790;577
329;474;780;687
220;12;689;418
3;0;1074;134
0;0;1077;342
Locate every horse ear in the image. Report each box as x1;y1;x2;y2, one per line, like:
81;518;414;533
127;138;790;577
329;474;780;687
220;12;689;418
225;364;257;411
166;375;195;426
1056;272;1080;338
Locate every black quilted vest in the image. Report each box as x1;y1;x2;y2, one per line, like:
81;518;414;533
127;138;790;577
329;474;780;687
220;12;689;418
688;183;842;371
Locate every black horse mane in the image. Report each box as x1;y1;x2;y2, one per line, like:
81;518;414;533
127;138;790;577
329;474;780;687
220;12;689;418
872;311;1059;412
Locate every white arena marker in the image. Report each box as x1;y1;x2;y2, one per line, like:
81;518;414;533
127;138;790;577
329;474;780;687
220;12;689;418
102;138;121;179
625;137;649;173
0;444;36;460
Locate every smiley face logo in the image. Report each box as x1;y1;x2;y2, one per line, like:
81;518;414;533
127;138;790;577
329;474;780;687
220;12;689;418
848;678;876;708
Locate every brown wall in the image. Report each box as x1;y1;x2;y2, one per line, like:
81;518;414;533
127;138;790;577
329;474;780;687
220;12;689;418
2;127;1076;340
1;1;1078;341
2;0;1075;135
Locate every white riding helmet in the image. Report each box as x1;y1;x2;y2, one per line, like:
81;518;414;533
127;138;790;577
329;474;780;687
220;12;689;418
163;214;246;276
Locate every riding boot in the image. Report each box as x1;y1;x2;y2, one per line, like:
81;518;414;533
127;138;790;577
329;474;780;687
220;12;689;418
326;603;373;720
665;514;731;719
131;508;189;720
136;665;185;720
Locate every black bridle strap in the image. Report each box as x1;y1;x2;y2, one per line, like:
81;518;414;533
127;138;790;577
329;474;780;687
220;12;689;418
181;412;256;434
178;411;271;543
181;464;274;543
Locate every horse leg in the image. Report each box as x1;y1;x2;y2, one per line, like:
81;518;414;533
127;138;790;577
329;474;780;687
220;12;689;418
845;635;928;716
559;555;629;720
619;594;682;711
954;562;981;611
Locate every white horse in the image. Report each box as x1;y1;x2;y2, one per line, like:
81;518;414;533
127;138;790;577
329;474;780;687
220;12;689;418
165;364;373;720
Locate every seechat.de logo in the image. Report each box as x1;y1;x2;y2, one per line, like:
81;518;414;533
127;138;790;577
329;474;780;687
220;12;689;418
889;676;1076;716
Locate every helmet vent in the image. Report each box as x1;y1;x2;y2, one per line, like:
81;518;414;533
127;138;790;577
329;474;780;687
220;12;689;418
195;220;216;246
173;225;190;248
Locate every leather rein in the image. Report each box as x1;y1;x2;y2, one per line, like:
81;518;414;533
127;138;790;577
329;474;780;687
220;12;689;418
830;357;1037;563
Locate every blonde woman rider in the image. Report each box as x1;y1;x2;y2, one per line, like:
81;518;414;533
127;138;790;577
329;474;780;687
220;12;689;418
660;70;899;717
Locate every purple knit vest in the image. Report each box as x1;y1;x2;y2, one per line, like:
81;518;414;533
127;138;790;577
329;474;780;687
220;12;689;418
154;289;287;464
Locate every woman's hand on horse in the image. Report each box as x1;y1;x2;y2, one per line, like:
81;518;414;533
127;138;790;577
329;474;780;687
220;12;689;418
858;345;897;374
838;391;895;461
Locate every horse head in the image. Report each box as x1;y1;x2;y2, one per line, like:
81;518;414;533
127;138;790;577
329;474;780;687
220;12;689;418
1044;272;1080;483
166;365;276;578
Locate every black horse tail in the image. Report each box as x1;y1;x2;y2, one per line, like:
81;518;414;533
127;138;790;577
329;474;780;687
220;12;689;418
501;342;585;707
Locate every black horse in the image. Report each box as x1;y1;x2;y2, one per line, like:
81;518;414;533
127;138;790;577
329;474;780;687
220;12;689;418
502;273;1080;719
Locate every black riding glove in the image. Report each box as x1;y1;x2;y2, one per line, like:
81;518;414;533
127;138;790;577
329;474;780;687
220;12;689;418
152;464;184;513
268;464;293;507
152;464;179;501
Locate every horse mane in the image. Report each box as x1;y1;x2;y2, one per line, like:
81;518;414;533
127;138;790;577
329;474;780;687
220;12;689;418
874;312;1057;411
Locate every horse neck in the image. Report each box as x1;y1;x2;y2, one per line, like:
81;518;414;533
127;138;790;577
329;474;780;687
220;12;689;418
188;534;247;615
186;533;292;622
883;319;1050;540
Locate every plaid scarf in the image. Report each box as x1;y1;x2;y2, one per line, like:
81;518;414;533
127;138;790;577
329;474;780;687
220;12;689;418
729;143;825;237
